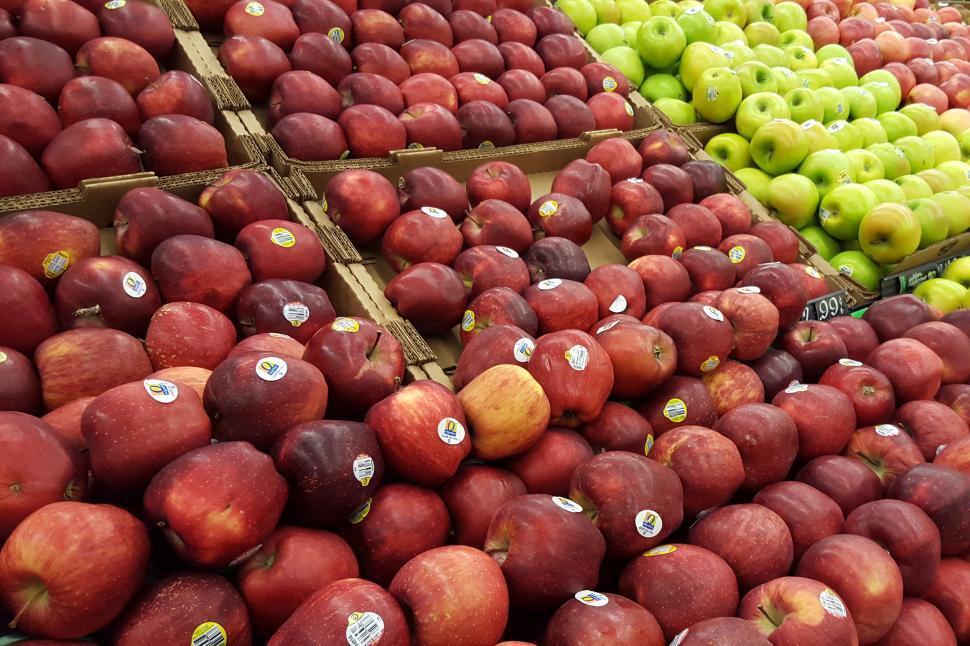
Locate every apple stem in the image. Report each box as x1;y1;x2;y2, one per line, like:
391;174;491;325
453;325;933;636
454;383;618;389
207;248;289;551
73;305;101;319
8;586;46;629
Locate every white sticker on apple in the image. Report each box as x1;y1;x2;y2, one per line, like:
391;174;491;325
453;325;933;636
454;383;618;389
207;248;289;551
737;286;761;294
496;246;519;258
255;356;288;381
271;227;296;247
437;417;466;445
635;509;662;538
461;310;475;332
837;264;854;277
839;358;862;367
702;305;725;322
513;337;534;362
0;350;6;363
819;588;848;619
626;177;643;184
283;301;310;326
801;119;819;129
473;73;490;85
353;454;375;486
683;5;700;12
785;382;808;394
565;345;589;371
937;444;947;456
875;424;900;437
551;496;583;513
828;121;845;132
143;379;178;404
537;278;562;290
269;332;295;339
596;320;620;335
346;611;385;646
805;266;822;279
420;206;449;219
574;590;609;607
644;545;677;557
122;271;148;298
104;0;126;7
609;294;627;313
332;317;360;333
244;1;264;15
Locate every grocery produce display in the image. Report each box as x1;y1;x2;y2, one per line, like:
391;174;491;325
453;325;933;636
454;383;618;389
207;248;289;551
2;0;970;643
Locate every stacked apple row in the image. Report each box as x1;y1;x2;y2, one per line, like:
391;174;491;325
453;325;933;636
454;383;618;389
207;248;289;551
0;0;237;199
194;0;643;162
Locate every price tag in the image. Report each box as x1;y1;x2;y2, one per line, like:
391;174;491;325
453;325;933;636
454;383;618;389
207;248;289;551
801;290;847;321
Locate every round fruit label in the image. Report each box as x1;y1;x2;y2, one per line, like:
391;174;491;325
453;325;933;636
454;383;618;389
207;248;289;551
728;246;745;263
437;417;466;445
635;509;662;538
703;305;725;322
551;496;583;513
513;337;534;362
785;382;808;394
352;454;375;486
191;621;227;646
496;246;519;258
839;358;862;367
348;499;371;524
827;121;845;132
596;320;620;335
805;266;822;279
143;379;178;404
421;206;448;219
683;5;700;12
270;227;296;247
928;37;939;43
332;317;360;333
538;200;559;218
283;301;310;327
0;351;6;363
602;76;618;92
644;434;654;455
670;630;688;646
737;286;761;294
705;86;718;102
837;264;854;277
104;0;125;8
574;590;609;607
537;278;561;290
478;140;495;150
255;356;288;382
42;250;70;279
819;208;833;222
609;294;627;313
663;398;687;423
875;424;900;437
122;271;148;298
801;78;811;88
837;171;851;185
346;611;384;646
819;588;847;619
802;119;820;129
895;147;907;158
473;73;490;85
461;310;475;332
244;1;264;15
627;177;643;184
644;544;676;557
328;27;345;42
565;345;589;371
937;444;947;456
700;355;720;372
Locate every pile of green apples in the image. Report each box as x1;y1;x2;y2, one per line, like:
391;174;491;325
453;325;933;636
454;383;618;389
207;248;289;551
911;256;970;313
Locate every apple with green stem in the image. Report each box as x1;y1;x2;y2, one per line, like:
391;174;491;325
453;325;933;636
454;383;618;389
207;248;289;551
705;133;752;171
846;149;885;184
637;17;687;69
750;118;809;175
859;203;922;264
819;183;879;241
830;250;883;290
766;174;820;229
868;142;911;180
785;88;822;123
736;92;790;139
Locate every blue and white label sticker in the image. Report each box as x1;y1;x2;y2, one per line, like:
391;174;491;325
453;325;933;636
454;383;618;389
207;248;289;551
256;356;288;382
551;496;583;512
574;590;609;607
123;272;148;298
437;417;466;445
513;337;534;362
144;379;178;404
346;611;384;646
635;509;662;538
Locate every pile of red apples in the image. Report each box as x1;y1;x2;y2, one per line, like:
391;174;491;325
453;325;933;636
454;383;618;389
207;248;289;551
207;0;639;159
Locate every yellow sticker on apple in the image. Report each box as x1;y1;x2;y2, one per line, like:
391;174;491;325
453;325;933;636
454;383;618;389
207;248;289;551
538;200;559;218
728;246;745;263
663;398;687;423
473;73;490;85
42;250;70;279
328;27;345;42
700;355;720;372
672;246;684;257
104;0;125;8
644;545;677;557
602;76;618;92
271;227;296;247
332;317;360;333
191;621;227;646
244;1;264;15
461;310;475;332
349;499;372;524
644;434;654;455
0;351;6;363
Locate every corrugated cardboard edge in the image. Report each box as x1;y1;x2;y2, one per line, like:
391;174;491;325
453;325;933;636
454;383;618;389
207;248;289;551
157;0;198;31
177;29;252;112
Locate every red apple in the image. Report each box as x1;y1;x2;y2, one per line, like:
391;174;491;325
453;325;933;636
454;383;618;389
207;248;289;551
867;338;943;402
506;428;592;496
714;402;798;491
874;597;957;646
114;188;214;267
324;169;401;244
819;359;896;426
338;104;408;158
224;0;299;49
798;455;884;516
738;263;808;329
751;348;803;399
450;8;497;43
401;38;461;78
637;375;717;437
440;464;527;546
498;43;546;79
587;137;642;183
145;302;236;371
232;275;334;342
527;329;613;426
639;130;690;168
715;286;780;361
19;0;99;56
894;400;968;461
627;255;691;309
454;245;531;297
902;322;970;384
0;349;41;414
0;38;75;103
677;246;736;295
57;76;140;138
137;70;216;125
526;193;593;245
461;201;535;253
545;592;665;646
505;98;558;143
887;463;970;556
620;214;687;260
351;43;411;85
672;617;772;645
40;118;141;189
399;166;468;222
749;221;799;264
151;235;252;313
862;294;933;342
235;218;327;283
718;234;775;280
467;160;532;212
655;302;735;377
701;360;764;415
739;576;859;646
920;558;970;643
457;99;517;148
452;323;535;389
753;481;844;560
198;169;289;238
541;66;588;100
779;320;848;381
772;383;856;460
289;32;350;87
0;266;59;356
497;68;547;103
828;315;880;361
641;163;693;210
53;256;159;337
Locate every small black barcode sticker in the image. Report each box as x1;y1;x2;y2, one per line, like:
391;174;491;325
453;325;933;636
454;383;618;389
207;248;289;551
346;611;384;646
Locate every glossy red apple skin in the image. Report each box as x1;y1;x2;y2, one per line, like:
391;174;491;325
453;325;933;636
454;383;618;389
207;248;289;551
751;348;802;400
228;332;305;360
507;429;592;497
580;402;654;454
677;246;736;295
772;383;857;461
459;287;538;346
627;255;691;310
524;278;599;334
440;464;527;547
738;576;860;646
920;558;970;644
737;263;808;330
894;400;969;461
606;177;664;237
0;266;58;357
672;617;771;646
637;375;717;437
586;137;642;183
236;279;336;345
862;294;934;342
461;200;534;253
620;214;686;260
399;166;468;221
453;323;535;390
713;403;799;491
54;256;160;337
0;210;100;290
151;235;252;314
594;320;676;400
324;169;401;245
0;348;41;414
888;463;970;556
544;592;665;646
235;218;327;284
753;481;844;561
846;424;925;489
524;237;591;284
867;338;944;403
145;302;237;371
873;597;957;646
701;359;764;415
385;262;470;333
655;302;735;378
467;160;532;212
526;193;593;245
797;455;883;516
114;188;214;267
779;320;848;382
819;360;896;427
903;321;970;385
526;329;613;426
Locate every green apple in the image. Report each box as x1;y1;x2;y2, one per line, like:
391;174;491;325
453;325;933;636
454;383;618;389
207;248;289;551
799;148;854;197
801;225;841;260
705;0;745;24
867;142;911;180
895;174;934;201
744;21;781;47
735;167;772;202
735;91;790;139
961;130;970;161
750;118;809;175
770;1;807;31
556;0;597;34
744;0;774;23
771;66;800;95
692;67;743;123
676;6;717;43
923;130;962;164
705;132;753;171
819;182;878;240
637;16;688;69
859;69;897;86
649;0;679;15
601;46;646;86
899;103;941;135
818;57;858;89
779;29;813;50
589;0;621;23
846;149;884;183
865;178;907;204
851;118;887;147
676;1;705;14
800;119;840;153
622;20;642;42
907;198;949;249
654;97;697;124
785;88;823;124
895;135;936;173
913;278;967;314
942;257;970;288
877;111;918;142
816;87;848;123
715;21;747;43
862;82;900;115
829;250;883;291
722;41;755;68
841;239;862;252
751;44;785;67
796;69;831;90
940;108;970;137
827;120;864;152
816;44;852;64
935;160;970;189
618;0;653;22
859;202;921;264
930;191;970;237
916;169;955;193
736;61;777;97
841;86;877;120
587;24;628;52
679;42;730;92
640;73;687;101
766;173;819;228
784;45;817;71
